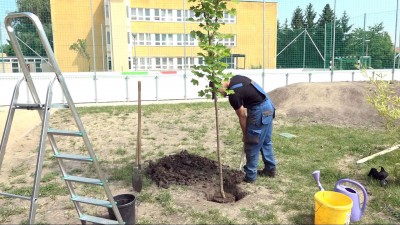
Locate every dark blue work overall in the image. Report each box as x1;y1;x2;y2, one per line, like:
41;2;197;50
230;81;276;181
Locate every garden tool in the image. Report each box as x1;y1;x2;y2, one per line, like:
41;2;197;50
132;81;143;192
239;145;246;170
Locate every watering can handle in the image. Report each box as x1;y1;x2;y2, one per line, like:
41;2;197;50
336;179;368;215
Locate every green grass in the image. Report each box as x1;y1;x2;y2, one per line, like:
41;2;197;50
3;101;398;224
189;208;235;224
240;204;279;224
77;102;400;224
41;172;59;182
0;205;25;223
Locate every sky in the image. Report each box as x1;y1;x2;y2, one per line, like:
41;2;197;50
0;0;400;45
0;0;17;45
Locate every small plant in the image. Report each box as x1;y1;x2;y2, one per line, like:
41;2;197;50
69;39;91;71
365;72;400;129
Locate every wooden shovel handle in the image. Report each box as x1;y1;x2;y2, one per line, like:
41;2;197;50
137;81;142;169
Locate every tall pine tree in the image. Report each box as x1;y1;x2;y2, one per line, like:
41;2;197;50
304;3;316;29
291;7;304;29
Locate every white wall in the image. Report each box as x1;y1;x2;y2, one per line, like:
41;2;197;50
0;69;398;106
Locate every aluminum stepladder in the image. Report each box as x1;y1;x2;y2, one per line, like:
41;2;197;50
0;12;124;225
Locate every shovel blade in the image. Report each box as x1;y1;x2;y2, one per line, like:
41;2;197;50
132;168;143;192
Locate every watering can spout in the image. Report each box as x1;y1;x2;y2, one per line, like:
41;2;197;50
334;178;368;222
312;170;324;191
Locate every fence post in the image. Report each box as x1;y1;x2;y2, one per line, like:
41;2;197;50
155;75;159;101
184;73;187;100
352;71;355;82
125;76;129;102
309;73;312;82
372;71;375;80
93;75;98;103
286;73;289;86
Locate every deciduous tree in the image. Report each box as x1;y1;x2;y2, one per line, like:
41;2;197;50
188;0;236;199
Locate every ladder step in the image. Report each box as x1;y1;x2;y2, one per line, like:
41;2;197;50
63;175;104;185
80;214;119;225
50;103;70;109
48;129;82;136
72;196;112;208
14;103;45;110
55;153;93;162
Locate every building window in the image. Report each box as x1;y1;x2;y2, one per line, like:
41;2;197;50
12;62;19;73
145;9;151;21
177;58;183;69
36;62;42;72
224;12;236;23
108;57;112;70
130;7;236;23
185;34;196;46
218;35;236;46
131;8;136;20
154;9;160;21
222;56;234;69
198;57;204;65
138;58;151;70
106;5;109;18
177;10;183;21
155;34;161;46
107;31;111;45
162;34;173;46
177;34;183;46
136;33;151;45
132;57;137;70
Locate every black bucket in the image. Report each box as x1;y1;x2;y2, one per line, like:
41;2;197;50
107;194;136;225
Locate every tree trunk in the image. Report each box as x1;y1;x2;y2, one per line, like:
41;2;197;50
214;95;225;199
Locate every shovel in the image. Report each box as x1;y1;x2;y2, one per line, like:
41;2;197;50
239;145;246;170
132;81;142;192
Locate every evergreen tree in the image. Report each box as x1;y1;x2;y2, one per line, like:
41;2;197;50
304;3;316;29
283;18;290;30
317;4;334;27
339;11;352;34
291;7;304;29
337;11;353;60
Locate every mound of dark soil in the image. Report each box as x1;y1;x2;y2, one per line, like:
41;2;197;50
147;150;246;202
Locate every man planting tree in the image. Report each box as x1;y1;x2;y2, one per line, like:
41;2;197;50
212;75;276;183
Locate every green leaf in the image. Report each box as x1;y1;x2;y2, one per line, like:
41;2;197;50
191;79;199;86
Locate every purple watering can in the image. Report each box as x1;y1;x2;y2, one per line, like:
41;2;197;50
334;179;368;222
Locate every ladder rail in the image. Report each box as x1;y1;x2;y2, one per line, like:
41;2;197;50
0;77;24;169
4;14;42;113
4;12;124;224
28;77;56;223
